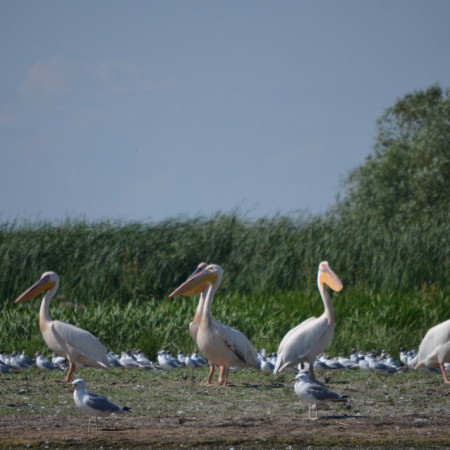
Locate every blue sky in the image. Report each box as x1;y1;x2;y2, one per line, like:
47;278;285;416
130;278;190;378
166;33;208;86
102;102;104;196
1;1;449;222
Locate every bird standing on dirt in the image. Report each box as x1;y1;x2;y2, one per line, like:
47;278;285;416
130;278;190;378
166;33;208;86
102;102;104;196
294;371;347;419
72;378;130;431
14;271;110;382
170;264;260;385
274;261;343;379
414;318;450;383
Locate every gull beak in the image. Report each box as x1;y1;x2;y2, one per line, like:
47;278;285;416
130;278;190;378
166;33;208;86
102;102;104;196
14;276;55;304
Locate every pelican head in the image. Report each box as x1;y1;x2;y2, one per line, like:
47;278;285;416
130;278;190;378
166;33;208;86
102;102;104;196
318;261;343;292
14;271;59;304
169;264;222;297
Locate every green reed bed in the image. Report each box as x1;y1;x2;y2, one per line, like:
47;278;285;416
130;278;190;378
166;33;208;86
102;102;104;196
1;213;449;358
2;284;448;360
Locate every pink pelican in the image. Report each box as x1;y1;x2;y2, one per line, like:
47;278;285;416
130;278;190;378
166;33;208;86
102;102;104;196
169;263;259;385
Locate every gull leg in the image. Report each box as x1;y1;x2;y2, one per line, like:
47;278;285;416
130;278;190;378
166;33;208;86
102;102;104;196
309;364;316;380
206;364;215;385
95;416;98;431
313;404;318;420
88;417;91;432
440;364;450;384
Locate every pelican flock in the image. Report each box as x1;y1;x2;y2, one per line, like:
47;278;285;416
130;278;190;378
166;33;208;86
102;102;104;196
8;260;450;425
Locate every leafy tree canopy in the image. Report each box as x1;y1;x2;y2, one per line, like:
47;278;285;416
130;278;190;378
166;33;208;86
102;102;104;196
339;84;450;223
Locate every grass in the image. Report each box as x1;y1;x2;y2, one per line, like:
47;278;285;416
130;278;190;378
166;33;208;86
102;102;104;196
1;366;450;448
3;285;448;358
0;213;449;359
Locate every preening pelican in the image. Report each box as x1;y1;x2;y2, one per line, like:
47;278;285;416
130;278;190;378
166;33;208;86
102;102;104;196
169;264;259;385
274;261;343;379
14;271;109;382
414;318;450;384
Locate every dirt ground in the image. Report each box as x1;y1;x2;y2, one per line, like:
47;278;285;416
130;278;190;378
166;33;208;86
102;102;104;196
1;367;449;448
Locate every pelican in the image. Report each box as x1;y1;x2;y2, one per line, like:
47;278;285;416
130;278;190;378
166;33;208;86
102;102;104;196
169;264;259;385
177;262;227;382
186;262;208;342
14;271;109;382
414;318;450;384
274;261;343;379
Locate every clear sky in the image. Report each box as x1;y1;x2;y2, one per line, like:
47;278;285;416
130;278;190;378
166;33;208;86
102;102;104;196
1;1;449;223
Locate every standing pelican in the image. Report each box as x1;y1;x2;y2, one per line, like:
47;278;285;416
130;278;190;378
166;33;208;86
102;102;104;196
14;271;109;382
274;261;343;379
186;262;208;342
414;318;450;384
169;264;259;385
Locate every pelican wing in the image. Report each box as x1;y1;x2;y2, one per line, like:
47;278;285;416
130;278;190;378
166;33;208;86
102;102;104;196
51;321;109;368
214;321;259;368
276;315;332;371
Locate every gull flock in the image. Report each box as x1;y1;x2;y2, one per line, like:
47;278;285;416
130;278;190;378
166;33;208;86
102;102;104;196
5;261;450;428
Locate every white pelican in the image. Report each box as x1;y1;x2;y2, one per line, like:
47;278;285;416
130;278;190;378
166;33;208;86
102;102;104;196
14;271;109;382
72;378;130;431
414;318;450;384
274;261;343;379
169;264;259;385
176;262;227;382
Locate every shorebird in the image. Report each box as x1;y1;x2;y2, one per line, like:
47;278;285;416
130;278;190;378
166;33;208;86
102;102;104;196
72;378;130;431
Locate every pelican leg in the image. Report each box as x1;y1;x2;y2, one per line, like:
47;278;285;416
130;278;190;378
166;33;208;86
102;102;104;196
95;416;98;431
219;366;229;386
309;364;316;380
206;364;215;385
88;417;91;432
65;362;76;382
217;365;224;384
440;364;450;384
53;362;76;383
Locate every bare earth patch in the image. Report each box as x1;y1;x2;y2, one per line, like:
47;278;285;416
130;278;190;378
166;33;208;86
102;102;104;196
1;367;449;448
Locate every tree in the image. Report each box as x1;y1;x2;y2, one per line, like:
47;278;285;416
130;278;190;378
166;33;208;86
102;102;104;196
339;84;450;223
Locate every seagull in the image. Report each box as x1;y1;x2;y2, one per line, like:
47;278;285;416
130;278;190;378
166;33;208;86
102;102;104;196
294;371;347;419
119;351;139;368
185;354;200;369
260;356;275;375
36;353;61;371
72;378;130;431
157;351;182;370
